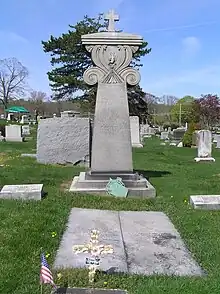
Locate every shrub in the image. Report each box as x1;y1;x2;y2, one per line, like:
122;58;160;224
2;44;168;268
163;122;179;130
182;123;200;147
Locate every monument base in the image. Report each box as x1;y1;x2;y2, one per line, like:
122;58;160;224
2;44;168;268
5;137;23;142
194;157;215;162
132;143;143;148
69;171;156;198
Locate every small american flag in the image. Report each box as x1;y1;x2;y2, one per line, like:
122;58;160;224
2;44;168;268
40;253;56;288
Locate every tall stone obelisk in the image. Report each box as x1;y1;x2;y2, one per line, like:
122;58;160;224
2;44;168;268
82;10;141;174
70;10;156;198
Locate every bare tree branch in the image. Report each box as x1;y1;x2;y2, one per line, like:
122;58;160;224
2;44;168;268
0;57;29;108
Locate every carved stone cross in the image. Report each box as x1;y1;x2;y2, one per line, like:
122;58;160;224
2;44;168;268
104;9;119;32
72;230;113;283
72;229;113;256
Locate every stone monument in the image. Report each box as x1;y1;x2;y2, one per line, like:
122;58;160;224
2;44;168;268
130;116;143;148
194;130;215;162
69;9;155;198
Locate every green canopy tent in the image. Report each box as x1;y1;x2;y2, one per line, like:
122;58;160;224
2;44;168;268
5;106;29;113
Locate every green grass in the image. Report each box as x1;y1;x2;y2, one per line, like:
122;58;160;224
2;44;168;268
1;136;220;293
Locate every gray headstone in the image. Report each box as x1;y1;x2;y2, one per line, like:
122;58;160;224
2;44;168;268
81;16;144;173
53;208;203;276
198;130;212;157
215;135;220;148
0;184;43;200
22;125;30;136
129;116;143;148
160;132;169;140
5;125;23;142
36;117;89;165
53;288;127;294
194;130;215;162
190;195;220;210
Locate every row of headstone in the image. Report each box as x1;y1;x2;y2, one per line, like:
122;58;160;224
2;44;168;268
1;125;30;142
5;113;29;124
140;124;155;137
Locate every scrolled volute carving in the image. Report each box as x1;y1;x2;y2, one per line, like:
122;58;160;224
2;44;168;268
120;67;140;86
83;44;141;85
83;67;105;85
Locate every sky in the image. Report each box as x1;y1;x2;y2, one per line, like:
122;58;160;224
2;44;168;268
0;0;220;99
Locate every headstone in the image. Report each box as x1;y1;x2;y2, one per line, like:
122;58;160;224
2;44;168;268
53;288;127;294
190;195;220;210
61;110;81;118
5;125;23;142
37;117;89;165
215;135;220;148
130;116;143;148
20;115;28;124
22;125;30;136
177;142;183;147
6;113;13;121
160;131;169;140
53;113;57;118
194;130;215;162
69;9;156;198
0;184;43;200
173;128;186;142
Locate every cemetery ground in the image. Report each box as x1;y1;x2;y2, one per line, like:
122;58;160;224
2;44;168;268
1;136;220;294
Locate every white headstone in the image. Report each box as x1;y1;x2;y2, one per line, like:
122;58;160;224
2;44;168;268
130;116;143;148
22;125;30;136
194;130;215;162
0;184;43;200
215;135;220;148
190;195;220;210
20;115;28;124
160;131;169;140
5;125;23;142
7;113;13;121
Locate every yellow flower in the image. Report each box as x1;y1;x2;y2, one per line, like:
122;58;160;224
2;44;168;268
46;253;50;258
170;196;173;198
104;281;108;285
184;199;188;203
57;273;62;279
51;231;57;238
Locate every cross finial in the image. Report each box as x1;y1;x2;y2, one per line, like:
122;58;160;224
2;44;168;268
104;9;119;32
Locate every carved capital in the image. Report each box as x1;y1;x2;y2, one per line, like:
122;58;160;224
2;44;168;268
83;44;141;85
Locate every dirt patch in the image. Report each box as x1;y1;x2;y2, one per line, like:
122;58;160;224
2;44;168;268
60;180;72;192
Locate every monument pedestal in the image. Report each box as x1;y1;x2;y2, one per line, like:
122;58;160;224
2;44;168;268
69;11;156;199
132;143;143;148
69;171;156;198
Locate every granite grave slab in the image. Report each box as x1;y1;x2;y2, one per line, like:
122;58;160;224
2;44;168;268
53;208;203;276
190;195;220;210
0;184;43;200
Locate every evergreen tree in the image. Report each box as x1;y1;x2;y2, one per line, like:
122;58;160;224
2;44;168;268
42;14;151;117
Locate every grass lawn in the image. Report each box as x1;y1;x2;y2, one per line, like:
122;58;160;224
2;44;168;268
1;135;220;294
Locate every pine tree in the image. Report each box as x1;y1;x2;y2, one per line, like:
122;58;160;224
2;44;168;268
42;13;151;117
